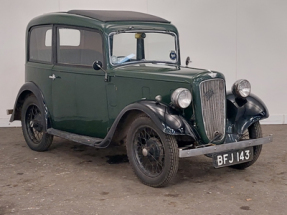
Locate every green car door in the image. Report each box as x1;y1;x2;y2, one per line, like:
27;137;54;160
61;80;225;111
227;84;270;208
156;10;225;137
51;27;109;138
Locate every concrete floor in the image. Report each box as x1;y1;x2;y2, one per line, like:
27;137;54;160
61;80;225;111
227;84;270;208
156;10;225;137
0;125;286;215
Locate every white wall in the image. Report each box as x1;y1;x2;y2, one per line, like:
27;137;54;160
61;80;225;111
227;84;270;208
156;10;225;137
0;0;286;126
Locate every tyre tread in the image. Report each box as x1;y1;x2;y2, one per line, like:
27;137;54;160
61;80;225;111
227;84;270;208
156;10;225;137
21;95;53;152
126;115;179;187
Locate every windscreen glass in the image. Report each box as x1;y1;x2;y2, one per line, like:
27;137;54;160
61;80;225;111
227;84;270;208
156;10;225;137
110;32;177;66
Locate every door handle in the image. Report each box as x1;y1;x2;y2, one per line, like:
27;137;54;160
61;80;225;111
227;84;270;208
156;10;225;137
49;74;59;80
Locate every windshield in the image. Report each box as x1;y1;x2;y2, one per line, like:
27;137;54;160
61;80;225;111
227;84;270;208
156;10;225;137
109;31;178;66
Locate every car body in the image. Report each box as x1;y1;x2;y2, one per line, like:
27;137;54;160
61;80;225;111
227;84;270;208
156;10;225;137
9;10;272;187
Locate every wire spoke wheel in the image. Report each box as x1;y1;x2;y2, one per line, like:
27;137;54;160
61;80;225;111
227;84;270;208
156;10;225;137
230;121;263;169
239;130;250;140
134;127;164;177
126;116;179;187
25;105;44;144
21;96;53;151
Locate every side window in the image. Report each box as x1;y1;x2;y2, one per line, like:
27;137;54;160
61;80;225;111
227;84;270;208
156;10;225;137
29;26;52;62
57;28;103;66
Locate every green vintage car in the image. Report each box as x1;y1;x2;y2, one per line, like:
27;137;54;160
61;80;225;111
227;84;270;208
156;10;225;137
9;10;272;187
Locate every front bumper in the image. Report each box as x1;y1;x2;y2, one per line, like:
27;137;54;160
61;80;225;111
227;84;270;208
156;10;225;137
179;135;273;158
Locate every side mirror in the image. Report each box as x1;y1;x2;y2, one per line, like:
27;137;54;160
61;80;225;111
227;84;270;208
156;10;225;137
92;61;109;82
185;56;192;66
93;61;103;70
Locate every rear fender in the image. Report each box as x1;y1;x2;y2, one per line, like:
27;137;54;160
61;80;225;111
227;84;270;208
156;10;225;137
10;82;49;131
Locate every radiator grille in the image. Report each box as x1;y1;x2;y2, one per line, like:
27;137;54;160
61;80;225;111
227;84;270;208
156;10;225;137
199;79;226;141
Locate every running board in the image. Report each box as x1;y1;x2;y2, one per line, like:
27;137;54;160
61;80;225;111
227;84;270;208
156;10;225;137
47;128;103;147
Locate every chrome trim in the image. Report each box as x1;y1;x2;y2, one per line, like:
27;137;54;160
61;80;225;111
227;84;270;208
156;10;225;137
171;88;192;109
199;79;226;142
108;30;179;67
232;79;251;98
49;74;56;80
179;135;273;158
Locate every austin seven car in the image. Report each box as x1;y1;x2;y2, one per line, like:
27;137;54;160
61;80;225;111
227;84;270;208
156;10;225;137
8;10;273;187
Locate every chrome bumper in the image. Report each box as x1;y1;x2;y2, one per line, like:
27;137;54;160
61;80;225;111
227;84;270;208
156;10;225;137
179;135;273;158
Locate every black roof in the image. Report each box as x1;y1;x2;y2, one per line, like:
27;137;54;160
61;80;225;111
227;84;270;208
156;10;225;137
67;10;170;23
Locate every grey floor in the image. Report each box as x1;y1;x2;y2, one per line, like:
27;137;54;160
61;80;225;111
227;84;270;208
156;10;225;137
0;125;286;215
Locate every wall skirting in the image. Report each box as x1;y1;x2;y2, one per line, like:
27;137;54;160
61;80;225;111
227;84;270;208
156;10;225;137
260;114;286;124
0;114;286;128
0;118;21;127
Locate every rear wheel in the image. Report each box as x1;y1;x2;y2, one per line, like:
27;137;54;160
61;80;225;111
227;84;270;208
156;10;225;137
230;121;262;169
21;95;53;151
126;116;179;187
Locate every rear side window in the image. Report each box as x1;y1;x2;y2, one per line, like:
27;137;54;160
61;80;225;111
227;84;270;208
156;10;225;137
29;26;52;62
57;28;103;66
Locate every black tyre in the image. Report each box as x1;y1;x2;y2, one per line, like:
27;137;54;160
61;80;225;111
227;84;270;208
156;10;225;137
230;121;262;169
21;95;53;151
126;116;179;187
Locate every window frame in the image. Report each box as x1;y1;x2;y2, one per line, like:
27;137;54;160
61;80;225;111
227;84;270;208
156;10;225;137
28;25;53;64
108;30;179;68
55;25;106;69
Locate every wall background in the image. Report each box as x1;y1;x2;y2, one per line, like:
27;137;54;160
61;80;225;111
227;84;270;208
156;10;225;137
0;0;286;127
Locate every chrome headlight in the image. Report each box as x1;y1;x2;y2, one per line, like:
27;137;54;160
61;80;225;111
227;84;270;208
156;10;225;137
171;88;192;109
232;79;251;98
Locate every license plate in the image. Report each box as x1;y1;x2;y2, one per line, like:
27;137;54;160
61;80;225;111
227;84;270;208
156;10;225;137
212;147;253;168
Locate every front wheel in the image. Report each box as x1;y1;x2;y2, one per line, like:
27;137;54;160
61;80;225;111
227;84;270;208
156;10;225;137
21;95;53;151
230;121;262;169
126;116;179;187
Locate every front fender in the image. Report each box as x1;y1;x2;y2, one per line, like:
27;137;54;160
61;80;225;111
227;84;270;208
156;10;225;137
226;92;269;138
132;100;197;138
100;100;198;147
10;82;49;131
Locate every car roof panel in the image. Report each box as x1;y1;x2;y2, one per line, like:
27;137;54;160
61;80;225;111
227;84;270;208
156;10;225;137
67;10;170;23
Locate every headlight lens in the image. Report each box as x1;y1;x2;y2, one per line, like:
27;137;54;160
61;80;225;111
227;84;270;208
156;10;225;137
171;88;192;109
232;79;251;98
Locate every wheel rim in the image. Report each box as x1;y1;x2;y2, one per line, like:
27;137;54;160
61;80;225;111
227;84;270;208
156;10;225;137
25;104;44;144
133;126;165;177
239;124;261;156
239;130;250;140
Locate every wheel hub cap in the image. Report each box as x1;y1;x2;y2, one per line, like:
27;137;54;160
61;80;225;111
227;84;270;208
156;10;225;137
30;115;43;132
142;148;148;157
